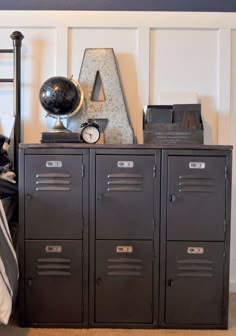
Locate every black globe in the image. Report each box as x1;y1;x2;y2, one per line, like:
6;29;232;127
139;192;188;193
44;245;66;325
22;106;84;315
39;76;83;117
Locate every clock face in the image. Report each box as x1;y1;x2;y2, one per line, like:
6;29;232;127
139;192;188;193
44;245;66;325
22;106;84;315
81;125;100;144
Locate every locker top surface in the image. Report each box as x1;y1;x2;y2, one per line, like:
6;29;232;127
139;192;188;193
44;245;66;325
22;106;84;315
19;143;233;151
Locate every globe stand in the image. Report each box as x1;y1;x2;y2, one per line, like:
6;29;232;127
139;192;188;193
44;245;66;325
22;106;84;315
50;116;71;133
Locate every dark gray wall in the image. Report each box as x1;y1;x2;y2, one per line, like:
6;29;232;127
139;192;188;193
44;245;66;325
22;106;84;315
1;0;236;12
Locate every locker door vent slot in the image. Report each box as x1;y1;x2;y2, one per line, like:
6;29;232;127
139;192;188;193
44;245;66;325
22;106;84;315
37;258;71;276
178;175;216;193
36;180;70;185
177;259;213;277
107;173;143;192
35;173;71;191
107;258;143;276
36;173;71;178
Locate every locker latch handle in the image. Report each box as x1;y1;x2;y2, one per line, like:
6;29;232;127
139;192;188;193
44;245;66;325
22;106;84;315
167;279;173;287
26;193;32;201
169;194;177;202
97;194;103;201
26;279;32;287
96;277;102;286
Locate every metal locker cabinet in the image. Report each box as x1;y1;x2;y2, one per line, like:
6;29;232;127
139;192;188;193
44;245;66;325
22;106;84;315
24;154;84;239
167;156;226;241
95;240;153;324
24;240;83;324
165;241;225;326
96;154;155;239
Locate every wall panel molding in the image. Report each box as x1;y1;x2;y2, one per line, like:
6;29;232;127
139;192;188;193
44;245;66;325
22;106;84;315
55;27;69;76
217;29;232;145
137;27;150;142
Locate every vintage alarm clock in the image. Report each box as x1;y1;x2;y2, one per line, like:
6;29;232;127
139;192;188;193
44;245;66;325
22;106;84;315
80;121;100;144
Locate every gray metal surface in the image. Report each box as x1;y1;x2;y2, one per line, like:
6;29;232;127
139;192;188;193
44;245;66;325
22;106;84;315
24;154;84;239
19;145;232;329
95;240;153;323
165;241;224;325
24;240;83;324
167;155;226;241
68;48;134;144
95;154;155;239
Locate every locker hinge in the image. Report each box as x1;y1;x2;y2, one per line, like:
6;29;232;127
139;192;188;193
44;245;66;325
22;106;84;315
82;215;85;235
152;218;155;262
225;165;228;180
221;304;225;317
223;250;226;259
153;164;156;178
82;164;85;178
152;247;155;262
224;219;227;233
81;297;84;319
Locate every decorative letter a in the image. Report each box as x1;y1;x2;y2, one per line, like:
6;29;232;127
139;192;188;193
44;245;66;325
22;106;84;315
68;48;134;144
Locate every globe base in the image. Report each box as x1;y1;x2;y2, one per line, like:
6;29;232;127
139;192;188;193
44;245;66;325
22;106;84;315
49;117;72;133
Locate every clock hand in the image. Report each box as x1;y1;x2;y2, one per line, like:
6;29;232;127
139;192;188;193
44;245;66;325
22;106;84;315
84;131;92;137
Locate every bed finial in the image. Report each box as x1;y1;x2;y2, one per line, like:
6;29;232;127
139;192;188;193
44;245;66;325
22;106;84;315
10;31;24;45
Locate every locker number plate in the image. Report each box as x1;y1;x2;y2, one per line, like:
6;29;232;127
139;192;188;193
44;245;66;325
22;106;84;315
46;161;62;168
187;247;204;254
117;161;134;168
116;246;133;253
189;162;205;169
45;245;62;253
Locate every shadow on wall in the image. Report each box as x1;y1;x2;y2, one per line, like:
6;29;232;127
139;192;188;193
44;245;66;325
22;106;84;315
116;52;138;143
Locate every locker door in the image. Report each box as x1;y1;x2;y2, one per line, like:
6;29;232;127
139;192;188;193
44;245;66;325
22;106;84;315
167;156;226;241
95;240;153;324
96;155;155;239
165;241;224;326
24;240;83;324
25;155;84;239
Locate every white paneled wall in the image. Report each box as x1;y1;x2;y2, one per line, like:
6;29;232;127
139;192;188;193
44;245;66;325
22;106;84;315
150;28;219;144
0;10;236;289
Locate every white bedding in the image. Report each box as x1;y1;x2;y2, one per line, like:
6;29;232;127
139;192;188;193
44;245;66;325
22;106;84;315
0;266;12;325
0;199;18;325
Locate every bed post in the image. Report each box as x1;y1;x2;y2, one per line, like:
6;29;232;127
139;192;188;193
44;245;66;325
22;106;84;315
11;31;24;175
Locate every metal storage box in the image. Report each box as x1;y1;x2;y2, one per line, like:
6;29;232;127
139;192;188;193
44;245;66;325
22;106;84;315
143;104;204;145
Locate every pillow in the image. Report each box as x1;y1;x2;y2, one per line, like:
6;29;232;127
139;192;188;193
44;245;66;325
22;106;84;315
0;135;11;168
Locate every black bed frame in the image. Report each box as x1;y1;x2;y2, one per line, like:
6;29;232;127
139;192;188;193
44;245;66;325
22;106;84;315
0;31;24;174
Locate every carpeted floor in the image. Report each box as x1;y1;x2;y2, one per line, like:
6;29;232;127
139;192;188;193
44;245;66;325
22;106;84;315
1;294;236;336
